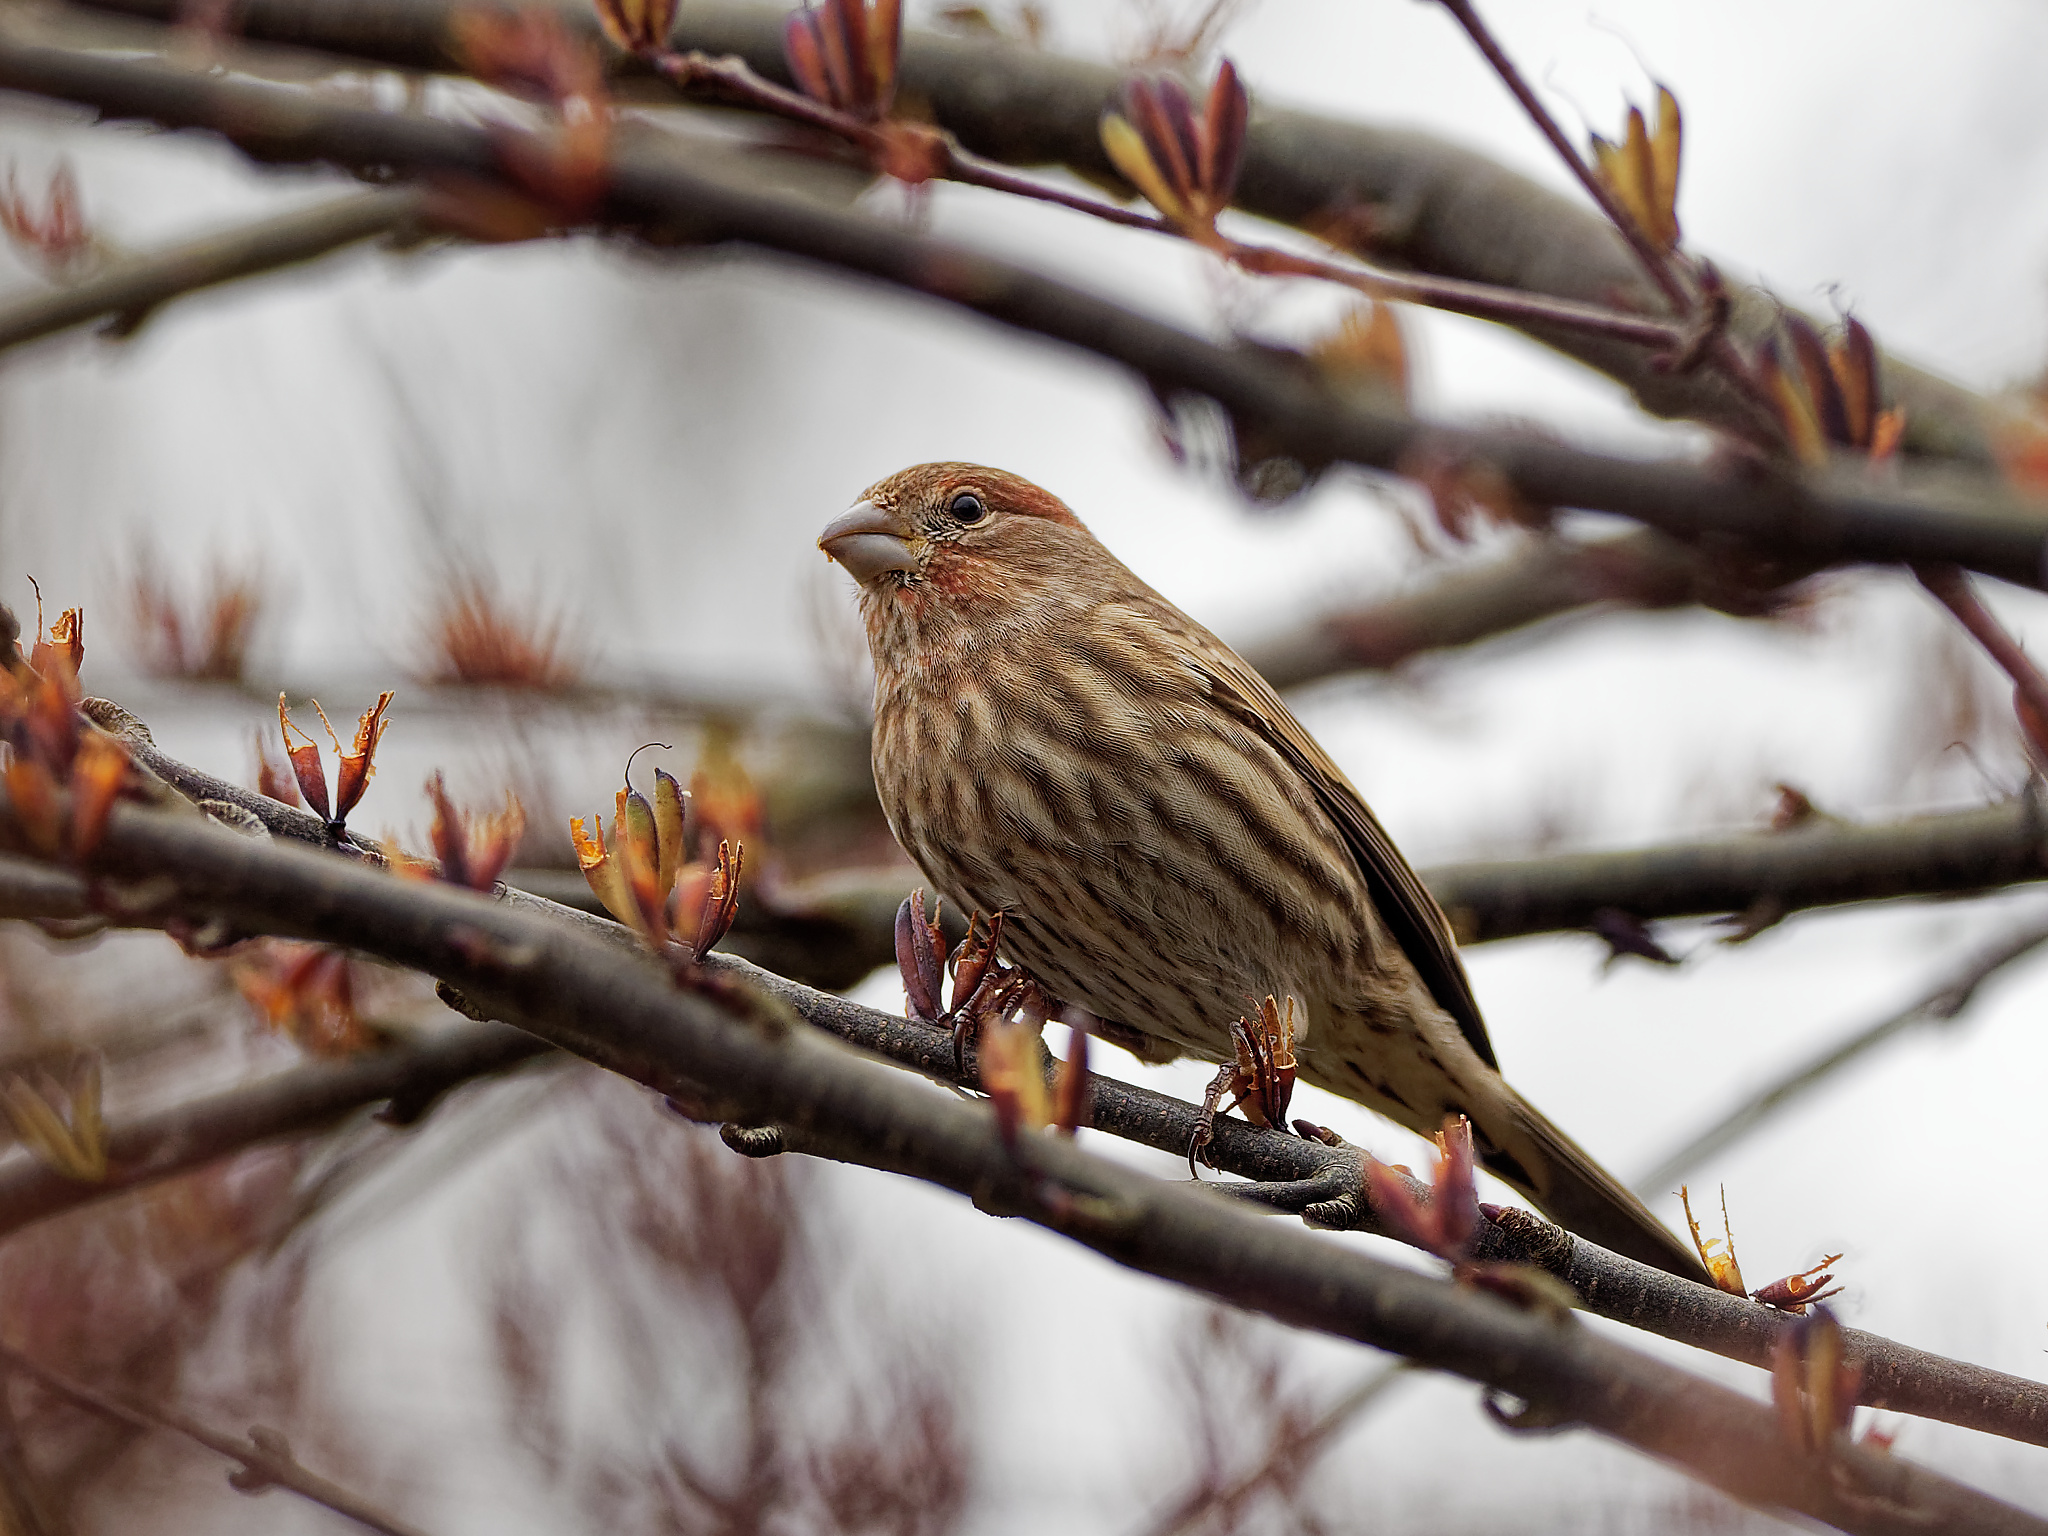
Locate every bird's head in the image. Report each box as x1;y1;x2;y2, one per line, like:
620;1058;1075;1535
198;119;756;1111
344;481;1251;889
818;462;1096;614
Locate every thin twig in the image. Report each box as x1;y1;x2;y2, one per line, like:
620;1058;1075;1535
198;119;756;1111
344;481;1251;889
0;187;420;353
1433;0;1688;312
1431;0;1776;437
657;48;1689;351
1135;1360;1411;1536
1635;915;2048;1194
1916;563;2048;732
0;1345;432;1536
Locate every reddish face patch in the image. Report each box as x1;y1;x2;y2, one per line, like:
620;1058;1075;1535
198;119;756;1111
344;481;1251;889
862;462;1089;532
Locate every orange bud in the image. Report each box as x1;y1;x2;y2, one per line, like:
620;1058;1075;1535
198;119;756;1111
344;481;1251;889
1751;1253;1844;1315
979;1008;1050;1145
895;890;943;1020
30;606;83;686
591;0;676;54
427;772;465;887
4;756;62;857
572;812;639;929
277;695;332;822
67;731;127;859
1680;1185;1747;1295
690;839;743;957
1770;1305;1862;1454
332;690;394;822
255;727;302;808
1051;1023;1090;1136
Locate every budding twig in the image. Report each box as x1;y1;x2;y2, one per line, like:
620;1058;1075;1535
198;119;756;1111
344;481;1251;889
646;46;1690;352
1432;0;1689;313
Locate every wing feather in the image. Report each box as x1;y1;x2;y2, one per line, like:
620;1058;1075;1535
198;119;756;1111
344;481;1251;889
1191;649;1498;1070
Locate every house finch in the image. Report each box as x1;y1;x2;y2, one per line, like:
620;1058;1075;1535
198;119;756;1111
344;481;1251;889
821;462;1705;1281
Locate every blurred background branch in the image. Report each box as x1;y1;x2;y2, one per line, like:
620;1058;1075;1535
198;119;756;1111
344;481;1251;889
0;187;423;355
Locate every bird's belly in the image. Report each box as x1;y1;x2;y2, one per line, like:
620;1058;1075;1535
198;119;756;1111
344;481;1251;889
888;740;1314;1057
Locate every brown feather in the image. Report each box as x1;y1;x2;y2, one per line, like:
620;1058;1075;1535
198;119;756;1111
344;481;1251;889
1184;648;1498;1069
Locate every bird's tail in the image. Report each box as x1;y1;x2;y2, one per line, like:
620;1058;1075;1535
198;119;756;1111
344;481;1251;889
1474;1084;1709;1284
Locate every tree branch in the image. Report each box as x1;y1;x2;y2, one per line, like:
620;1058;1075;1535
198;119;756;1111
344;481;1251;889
11;793;2037;1531
515;788;2048;972
1426;791;2048;943
649;46;1696;354
0;187;421;354
1239;527;1714;687
63;0;2003;463
0;38;2040;589
12;719;2048;1467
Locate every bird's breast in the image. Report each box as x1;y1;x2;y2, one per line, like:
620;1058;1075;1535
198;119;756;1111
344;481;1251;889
869;634;1372;1052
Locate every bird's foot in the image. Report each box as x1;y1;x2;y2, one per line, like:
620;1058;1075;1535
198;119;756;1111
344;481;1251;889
1186;995;1302;1177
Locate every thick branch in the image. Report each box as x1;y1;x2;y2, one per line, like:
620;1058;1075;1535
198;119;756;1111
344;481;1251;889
1;798;2027;1532
1426;791;2048;943
0;41;2042;590
7;741;2048;1468
64;0;2000;462
520;789;2048;973
0;187;420;354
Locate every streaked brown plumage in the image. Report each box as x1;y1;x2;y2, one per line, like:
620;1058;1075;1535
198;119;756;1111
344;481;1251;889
820;462;1705;1281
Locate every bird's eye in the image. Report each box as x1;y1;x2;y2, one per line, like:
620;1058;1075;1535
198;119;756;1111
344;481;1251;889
949;492;988;525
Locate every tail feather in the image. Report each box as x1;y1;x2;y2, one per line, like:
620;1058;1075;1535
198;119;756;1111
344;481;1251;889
1476;1085;1709;1284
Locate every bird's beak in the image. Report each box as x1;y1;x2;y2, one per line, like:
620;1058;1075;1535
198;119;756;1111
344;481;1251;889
818;500;919;584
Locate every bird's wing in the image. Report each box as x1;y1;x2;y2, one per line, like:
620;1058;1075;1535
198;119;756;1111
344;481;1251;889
1192;649;1498;1071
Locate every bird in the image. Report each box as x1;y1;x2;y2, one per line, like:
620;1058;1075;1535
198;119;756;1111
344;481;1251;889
819;461;1706;1281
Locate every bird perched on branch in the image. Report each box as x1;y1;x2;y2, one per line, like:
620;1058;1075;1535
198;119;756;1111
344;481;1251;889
820;461;1705;1281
